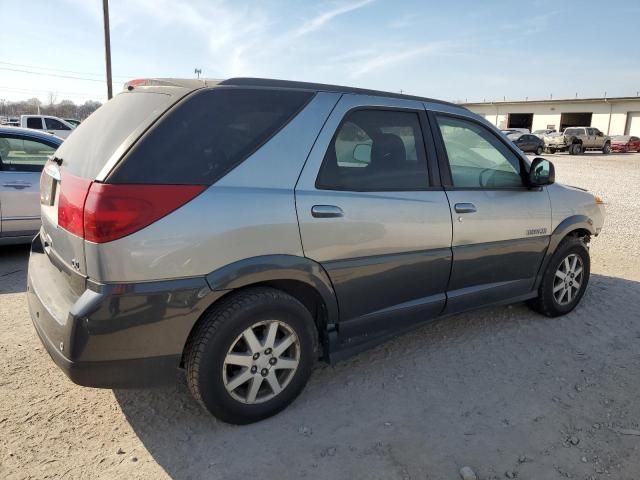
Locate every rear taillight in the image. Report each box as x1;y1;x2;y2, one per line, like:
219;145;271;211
57;172;205;243
58;174;92;238
83;183;205;243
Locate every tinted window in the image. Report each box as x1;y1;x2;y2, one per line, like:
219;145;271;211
110;88;313;185
56;91;175;178
587;128;595;135
26;117;43;129
316;110;428;191
564;128;582;136
45;118;70;130
436;115;523;189
0;136;56;172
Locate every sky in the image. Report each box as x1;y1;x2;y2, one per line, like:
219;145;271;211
1;0;639;104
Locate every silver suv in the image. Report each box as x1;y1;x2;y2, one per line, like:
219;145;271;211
28;78;605;424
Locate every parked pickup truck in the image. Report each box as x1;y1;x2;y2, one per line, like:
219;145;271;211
20;115;75;139
544;127;611;155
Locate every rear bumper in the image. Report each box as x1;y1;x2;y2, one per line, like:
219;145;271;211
27;233;226;388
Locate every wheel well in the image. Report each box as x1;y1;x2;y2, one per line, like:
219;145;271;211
181;280;330;366
572;139;582;144
566;228;591;244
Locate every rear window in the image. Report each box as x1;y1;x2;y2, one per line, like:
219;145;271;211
108;87;314;185
56;91;174;178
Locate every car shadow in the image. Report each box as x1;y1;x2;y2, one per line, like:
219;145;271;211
0;244;30;294
113;273;640;480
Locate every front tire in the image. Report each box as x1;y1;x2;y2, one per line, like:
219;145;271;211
528;236;590;317
185;287;317;424
535;145;544;155
602;142;611;155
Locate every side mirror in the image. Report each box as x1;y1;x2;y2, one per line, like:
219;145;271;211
528;157;555;186
597;132;604;137
353;143;371;163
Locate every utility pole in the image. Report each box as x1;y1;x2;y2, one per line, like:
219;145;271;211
194;68;202;79
102;0;113;99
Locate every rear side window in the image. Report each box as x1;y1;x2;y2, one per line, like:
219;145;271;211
316;109;429;191
26;117;43;129
109;88;314;185
55;91;175;178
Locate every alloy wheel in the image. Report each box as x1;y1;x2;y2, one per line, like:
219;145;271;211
553;253;584;306
222;320;300;404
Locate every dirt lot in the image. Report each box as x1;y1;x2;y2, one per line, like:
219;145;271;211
1;152;640;480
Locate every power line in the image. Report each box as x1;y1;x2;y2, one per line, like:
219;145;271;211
0;61;132;80
0;85;105;99
0;66;113;83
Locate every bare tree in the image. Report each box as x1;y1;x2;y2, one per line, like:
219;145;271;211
1;98;101;121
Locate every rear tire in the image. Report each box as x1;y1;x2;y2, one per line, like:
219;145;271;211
185;287;317;424
528;236;590;317
573;143;583;155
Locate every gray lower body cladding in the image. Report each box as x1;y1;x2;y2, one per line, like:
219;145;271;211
27;233;227;388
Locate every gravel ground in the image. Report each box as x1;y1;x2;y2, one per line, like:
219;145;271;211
1;152;640;480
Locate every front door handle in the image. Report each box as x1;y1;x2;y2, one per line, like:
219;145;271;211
311;205;344;218
454;202;477;214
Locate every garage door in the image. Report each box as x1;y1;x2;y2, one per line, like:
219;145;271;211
560;112;592;131
508;113;533;131
626;112;640;136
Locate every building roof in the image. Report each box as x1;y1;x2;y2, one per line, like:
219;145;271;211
464;96;640;107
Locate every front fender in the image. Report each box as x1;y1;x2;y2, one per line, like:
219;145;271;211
533;215;595;290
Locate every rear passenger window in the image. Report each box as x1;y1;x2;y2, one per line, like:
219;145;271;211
26;118;43;129
436;115;523;189
110;88;314;185
316;110;429;191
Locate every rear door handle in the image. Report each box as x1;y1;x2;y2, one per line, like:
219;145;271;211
311;205;344;218
454;202;477;214
3;182;32;189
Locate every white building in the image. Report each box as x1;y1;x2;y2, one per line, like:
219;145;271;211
464;96;640;136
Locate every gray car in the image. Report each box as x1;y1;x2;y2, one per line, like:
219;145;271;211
0;126;63;245
27;78;605;424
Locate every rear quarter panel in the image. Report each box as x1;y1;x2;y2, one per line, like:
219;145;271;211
85;92;341;282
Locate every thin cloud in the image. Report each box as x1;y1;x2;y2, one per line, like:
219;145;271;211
347;42;448;78
293;0;374;37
